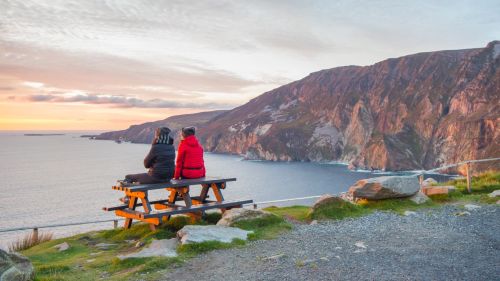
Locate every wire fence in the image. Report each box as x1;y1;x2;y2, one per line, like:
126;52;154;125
0;157;498;235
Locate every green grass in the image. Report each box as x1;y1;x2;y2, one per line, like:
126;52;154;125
177;239;246;256
21;215;208;281
21;212;290;281
20;172;499;281
308;198;370;220
232;214;292;240
431;171;500;204
357;197;436;214
264;205;310;221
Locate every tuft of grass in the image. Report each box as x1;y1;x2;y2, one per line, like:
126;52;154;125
9;231;53;252
232;215;292;240
177;239;246;256
264;205;310;222
308;198;369;220
432;171;500;204
203;211;222;224
357;198;435;214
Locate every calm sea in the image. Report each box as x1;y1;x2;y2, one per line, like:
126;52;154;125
0;132;441;249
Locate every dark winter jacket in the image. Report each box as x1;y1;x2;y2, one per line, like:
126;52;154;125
174;135;206;179
144;143;176;179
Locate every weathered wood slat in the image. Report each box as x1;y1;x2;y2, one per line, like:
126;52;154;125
113;177;237;192
143;199;253;218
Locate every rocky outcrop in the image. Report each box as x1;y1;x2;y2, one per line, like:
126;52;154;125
217;208;275;226
349;176;420;200
312;195;347;209
177;225;252;244
96;110;226;144
0;250;34;281
198;41;500;171
117;239;178;259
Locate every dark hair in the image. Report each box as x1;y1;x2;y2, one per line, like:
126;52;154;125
154;127;172;144
182;126;196;137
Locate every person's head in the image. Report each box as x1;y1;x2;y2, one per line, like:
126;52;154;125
154;127;173;144
181;126;196;140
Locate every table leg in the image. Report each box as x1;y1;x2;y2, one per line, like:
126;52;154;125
211;182;227;213
124;196;138;229
139;191;156;231
164;188;178;222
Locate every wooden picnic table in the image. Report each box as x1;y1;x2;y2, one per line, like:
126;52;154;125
103;177;252;230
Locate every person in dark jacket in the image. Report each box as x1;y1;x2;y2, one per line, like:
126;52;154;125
174;127;206;179
122;127;176;184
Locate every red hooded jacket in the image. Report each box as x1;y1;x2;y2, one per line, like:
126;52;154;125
174;135;206;179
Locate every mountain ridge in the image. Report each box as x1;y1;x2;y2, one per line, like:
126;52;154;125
97;41;500;171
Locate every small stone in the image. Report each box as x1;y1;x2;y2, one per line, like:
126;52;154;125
353;249;365;253
464;204;481;211
125;240;135;244
455;211;471;216
409;191;430;204
422;178;438;186
404;211;417;216
262;254;285;261
335;246;342;250
86;259;95;263
319;257;329;261
355;241;367;249
309;220;318;225
95;243;117;250
89;252;102;256
53;242;70;252
135;241;145;248
488;190;500;198
497;200;500;205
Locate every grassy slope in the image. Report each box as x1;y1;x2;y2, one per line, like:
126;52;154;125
21;212;290;281
265;171;500;221
21;172;499;280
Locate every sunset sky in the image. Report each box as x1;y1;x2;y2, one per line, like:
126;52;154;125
1;0;499;131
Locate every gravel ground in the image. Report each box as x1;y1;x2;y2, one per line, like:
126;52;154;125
162;205;500;281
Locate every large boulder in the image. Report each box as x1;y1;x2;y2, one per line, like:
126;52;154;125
349;176;420;200
177;225;252;244
0;249;34;281
216;208;275;226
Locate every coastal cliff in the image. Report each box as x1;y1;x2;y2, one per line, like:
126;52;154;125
96;110;226;144
98;42;499;171
198;41;500;171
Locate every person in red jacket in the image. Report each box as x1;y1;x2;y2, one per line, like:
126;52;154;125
174;127;206;179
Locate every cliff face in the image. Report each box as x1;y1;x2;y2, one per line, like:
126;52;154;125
96;110;227;144
199;41;500;171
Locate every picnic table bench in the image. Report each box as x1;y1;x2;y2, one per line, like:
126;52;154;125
103;177;252;230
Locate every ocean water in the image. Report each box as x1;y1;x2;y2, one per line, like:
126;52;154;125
0;132;440;249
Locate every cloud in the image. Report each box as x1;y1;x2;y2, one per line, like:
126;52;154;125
25;93;235;109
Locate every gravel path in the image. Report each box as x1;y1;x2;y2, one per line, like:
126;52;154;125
163;205;500;281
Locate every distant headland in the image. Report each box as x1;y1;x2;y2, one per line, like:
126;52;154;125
24;133;65;136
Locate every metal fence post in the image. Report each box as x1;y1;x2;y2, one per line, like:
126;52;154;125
113;220;118;229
